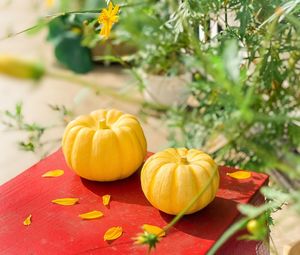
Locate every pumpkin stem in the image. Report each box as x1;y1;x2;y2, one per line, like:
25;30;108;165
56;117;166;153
179;157;189;164
99;118;108;129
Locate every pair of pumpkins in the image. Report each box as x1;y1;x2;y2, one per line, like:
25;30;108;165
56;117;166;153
62;109;219;215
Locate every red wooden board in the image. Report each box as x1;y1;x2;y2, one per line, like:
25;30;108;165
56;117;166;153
0;149;268;254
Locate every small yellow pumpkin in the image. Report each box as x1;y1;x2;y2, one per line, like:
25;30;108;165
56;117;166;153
141;148;219;215
62;109;147;181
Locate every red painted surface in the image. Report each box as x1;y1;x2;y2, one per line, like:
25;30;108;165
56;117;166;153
0;149;268;255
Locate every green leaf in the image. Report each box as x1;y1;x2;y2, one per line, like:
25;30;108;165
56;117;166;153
238;204;262;218
47;17;69;44
222;40;241;83
26;19;50;36
54;35;93;73
288;123;300;146
260;186;290;201
236;2;252;37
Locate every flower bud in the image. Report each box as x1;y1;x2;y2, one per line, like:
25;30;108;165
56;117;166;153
0;55;45;80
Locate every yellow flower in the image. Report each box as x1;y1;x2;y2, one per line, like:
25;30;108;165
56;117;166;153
133;231;161;252
46;0;54;8
98;2;120;39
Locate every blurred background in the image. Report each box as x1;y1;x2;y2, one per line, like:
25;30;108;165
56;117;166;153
0;0;299;254
0;0;168;184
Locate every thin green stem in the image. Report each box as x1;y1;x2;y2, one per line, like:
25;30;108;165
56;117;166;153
46;69;168;111
269;234;280;255
162;166;218;233
224;0;228;28
1;1;149;40
47;69;143;104
207;218;249;255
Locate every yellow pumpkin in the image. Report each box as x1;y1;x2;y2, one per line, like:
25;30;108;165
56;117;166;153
62;109;147;181
141;148;219;215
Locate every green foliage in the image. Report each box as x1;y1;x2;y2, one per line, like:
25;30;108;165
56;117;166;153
8;0;300;253
47;14;95;73
54;34;93;73
0;103;72;156
116;0;190;75
156;0;300;177
113;0;300;251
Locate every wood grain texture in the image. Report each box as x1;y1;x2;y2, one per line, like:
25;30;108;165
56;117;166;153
0;149;268;255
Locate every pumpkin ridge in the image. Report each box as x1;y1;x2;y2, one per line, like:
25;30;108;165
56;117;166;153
190;162;214;203
78;128;95;179
106;109;123;125
188;166;202;212
129;126;146;163
191;161;211;177
111;129;124;179
88;130;98;179
65;126;85;168
145;162;173;203
126;125;146;159
188;153;208;163
200;162;216;202
155;164;176;213
211;165;220;202
118;114;137;122
70;127;87;172
90;130;104;179
169;164;178;214
175;148;188;158
120;126;140;167
188;149;214;162
166;148;181;158
62;125;82;165
116;126;143;179
114;114;136;127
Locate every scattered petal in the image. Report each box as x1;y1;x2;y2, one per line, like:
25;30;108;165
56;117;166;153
102;195;111;206
142;224;165;237
23;214;32;226
52;198;79;206
104;226;123;241
79;210;104;220
227;171;251;180
42;169;64;178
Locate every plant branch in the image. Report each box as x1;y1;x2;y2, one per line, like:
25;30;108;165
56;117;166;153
46;70;169;111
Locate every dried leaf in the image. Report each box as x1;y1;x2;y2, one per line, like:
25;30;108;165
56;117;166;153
79;210;104;220
42;169;64;178
142;224;165;237
23;214;32;226
102;195;111;206
227;171;251;180
52;198;79;206
104;226;123;241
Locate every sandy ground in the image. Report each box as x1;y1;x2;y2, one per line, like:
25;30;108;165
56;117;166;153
0;1;299;254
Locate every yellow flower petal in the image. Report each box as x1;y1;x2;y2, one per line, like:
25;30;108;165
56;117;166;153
142;224;165;237
42;169;64;178
112;5;120;16
108;2;113;13
102;195;111;206
52;198;79;206
23;214;32;226
46;0;54;8
227;171;251;180
104;226;123;241
98;2;119;39
79;210;104;220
